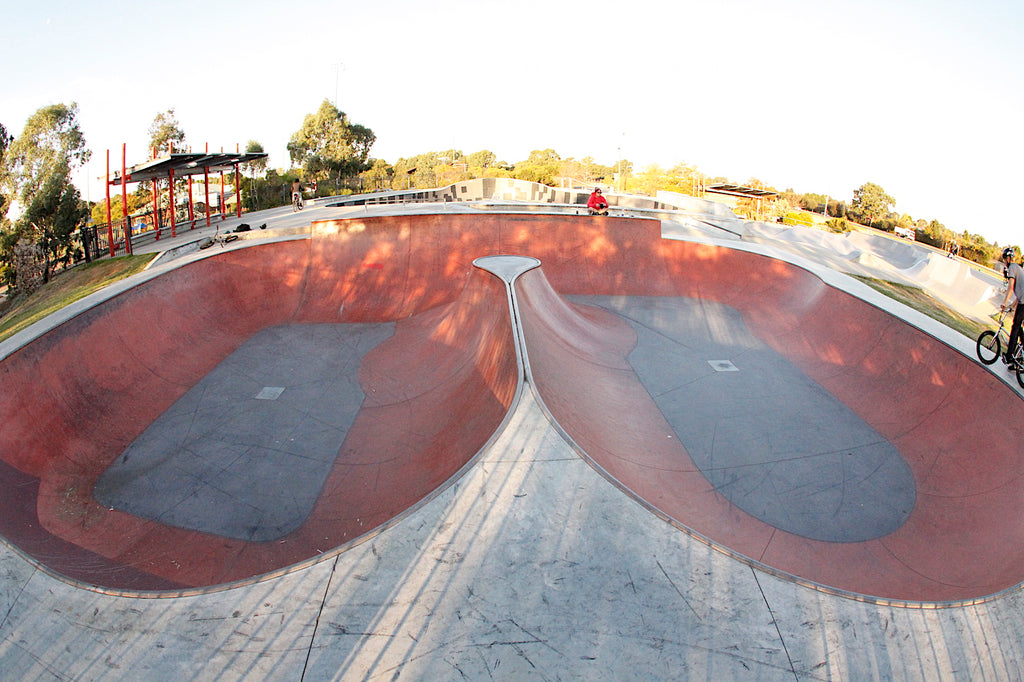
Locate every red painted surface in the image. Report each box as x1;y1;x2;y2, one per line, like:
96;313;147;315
512;222;1024;603
1;213;1020;601
0;219;518;591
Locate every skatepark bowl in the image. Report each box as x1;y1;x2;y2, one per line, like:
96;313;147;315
1;212;1022;605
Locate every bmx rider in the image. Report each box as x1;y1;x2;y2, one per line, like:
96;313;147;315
999;246;1024;368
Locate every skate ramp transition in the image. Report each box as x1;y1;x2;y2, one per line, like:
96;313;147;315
1;213;1022;603
0;216;521;593
744;222;1005;321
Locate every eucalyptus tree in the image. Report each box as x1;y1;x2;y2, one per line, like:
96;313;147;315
244;140;267;175
467;150;496;171
243;140;267;208
288;100;375;191
144;108;188;210
148;108;187;155
512;149;561;185
0;121;12;226
361;159;394;191
0;103;91;288
1;103;90;210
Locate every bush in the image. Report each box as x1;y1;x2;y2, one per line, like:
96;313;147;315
825;218;850;233
782;211;814;227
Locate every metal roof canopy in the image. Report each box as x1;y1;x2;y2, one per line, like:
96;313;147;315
103;152;268;186
705;183;779;200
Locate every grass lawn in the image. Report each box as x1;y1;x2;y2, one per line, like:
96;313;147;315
853;275;992;341
0;255;154;344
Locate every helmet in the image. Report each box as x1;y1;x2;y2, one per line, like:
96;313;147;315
1003;247;1015;261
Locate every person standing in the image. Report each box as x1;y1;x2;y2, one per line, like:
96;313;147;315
999;246;1024;367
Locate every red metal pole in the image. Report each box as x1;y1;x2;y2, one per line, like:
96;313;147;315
105;150;114;257
235;144;243;218
220;170;225;220
152;175;160;241
188;175;194;228
204;143;211;227
169;166;176;238
104;149;111;225
169;141;173;234
122;143;131;255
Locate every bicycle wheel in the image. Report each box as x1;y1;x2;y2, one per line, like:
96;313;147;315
977;330;1001;364
199;238;214;250
224;234;239;243
1016;362;1024;389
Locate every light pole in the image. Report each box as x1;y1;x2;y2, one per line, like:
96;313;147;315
333;62;345;107
617;147;621;193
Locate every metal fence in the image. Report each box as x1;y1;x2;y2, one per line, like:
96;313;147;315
86;205;227;259
82;218;131;259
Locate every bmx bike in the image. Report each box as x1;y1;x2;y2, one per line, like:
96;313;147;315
976;307;1024;388
198;226;239;250
292;191;304;212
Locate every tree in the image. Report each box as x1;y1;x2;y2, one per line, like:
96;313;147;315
732;178;775;220
244;140;267;176
432;149;466;186
90;193;145;226
361;159;394;190
1;103;90;210
799;193;826;212
394;152;444;189
0;103;91;289
243;140;267;209
148;108;187;155
467;150;496;171
513;149;561;185
768;196;794;221
664;162;702;196
635;164;667;196
850;182;895;227
615;157;634;192
144;109;188;213
19;161;89;277
288;100;376;191
0;122;10;159
0;121;12;227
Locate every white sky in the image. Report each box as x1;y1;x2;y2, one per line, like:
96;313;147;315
2;0;1022;245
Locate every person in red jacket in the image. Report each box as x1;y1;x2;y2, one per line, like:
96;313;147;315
587;188;609;215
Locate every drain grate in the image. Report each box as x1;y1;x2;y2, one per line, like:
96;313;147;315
707;360;738;372
255;386;286;400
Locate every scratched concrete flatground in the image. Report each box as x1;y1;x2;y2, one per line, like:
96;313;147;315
2;389;1022;680
1;200;1023;680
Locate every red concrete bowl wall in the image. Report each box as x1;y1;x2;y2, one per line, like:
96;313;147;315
0;218;519;592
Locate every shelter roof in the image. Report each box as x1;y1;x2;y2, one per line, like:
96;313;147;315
103;152;268;186
705;183;779;199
